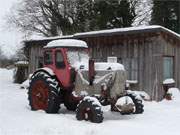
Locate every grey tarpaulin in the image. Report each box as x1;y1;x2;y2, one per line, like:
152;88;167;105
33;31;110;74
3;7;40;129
74;70;127;99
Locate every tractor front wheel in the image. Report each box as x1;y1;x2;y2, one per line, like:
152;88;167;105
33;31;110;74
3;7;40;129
76;96;103;123
126;93;144;114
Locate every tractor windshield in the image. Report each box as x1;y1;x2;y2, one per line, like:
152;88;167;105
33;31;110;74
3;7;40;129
67;48;89;70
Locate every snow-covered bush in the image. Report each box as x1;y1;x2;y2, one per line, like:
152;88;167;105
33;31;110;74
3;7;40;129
167;88;180;101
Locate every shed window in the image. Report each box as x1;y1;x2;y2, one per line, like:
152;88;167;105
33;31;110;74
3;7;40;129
163;57;174;79
123;58;138;80
44;51;53;65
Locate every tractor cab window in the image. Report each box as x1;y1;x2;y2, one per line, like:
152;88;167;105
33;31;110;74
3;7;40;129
55;51;65;69
44;51;53;65
67;48;89;69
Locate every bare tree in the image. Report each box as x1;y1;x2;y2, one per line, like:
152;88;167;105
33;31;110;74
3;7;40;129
7;0;75;37
7;0;140;37
133;0;153;26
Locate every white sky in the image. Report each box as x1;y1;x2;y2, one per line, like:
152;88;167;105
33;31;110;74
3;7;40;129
0;0;152;58
0;0;23;57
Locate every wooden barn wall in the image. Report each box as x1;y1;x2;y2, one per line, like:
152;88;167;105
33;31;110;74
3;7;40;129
174;42;180;90
150;36;164;101
26;33;179;101
28;44;44;74
83;34;165;101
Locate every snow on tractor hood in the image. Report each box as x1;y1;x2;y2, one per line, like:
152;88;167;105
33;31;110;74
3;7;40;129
71;62;125;71
74;64;127;99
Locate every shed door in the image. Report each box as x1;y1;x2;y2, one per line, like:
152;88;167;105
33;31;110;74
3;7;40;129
163;57;174;79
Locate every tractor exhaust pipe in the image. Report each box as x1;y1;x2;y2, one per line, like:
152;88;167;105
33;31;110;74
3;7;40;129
89;59;95;85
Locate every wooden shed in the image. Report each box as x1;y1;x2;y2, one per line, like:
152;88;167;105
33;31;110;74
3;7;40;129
14;61;29;83
24;25;180;101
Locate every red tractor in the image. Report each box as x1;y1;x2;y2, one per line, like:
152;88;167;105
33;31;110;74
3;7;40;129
28;39;144;123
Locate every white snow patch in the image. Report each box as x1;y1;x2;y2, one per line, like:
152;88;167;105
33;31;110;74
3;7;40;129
1;68;180;135
167;88;180;101
20;79;29;89
126;80;138;88
126;80;138;84
163;78;175;85
67;50;89;70
83;96;101;107
115;96;134;106
80;91;88;96
75;25;161;37
44;39;88;48
127;90;150;101
26;35;73;42
15;61;28;65
75;25;180;40
95;62;125;71
93;72;113;84
20;74;32;89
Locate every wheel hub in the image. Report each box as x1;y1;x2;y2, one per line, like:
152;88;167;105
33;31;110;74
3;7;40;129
82;107;92;121
31;80;49;110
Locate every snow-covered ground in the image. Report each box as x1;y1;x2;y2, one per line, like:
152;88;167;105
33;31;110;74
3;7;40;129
1;68;180;135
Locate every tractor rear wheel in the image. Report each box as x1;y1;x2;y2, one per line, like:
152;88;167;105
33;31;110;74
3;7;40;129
28;72;61;113
76;96;103;123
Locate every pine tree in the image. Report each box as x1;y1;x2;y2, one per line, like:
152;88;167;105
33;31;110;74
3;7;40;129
93;0;137;30
74;0;137;31
177;1;180;33
74;0;96;32
151;0;180;34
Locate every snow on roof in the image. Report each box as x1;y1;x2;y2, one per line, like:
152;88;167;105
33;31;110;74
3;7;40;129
75;25;161;36
161;27;180;39
25;25;180;44
44;39;88;48
74;25;180;39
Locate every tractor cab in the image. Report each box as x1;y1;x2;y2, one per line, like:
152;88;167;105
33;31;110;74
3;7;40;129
43;39;89;88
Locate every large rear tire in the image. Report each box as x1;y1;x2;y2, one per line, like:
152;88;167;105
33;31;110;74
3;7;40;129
76;96;103;123
28;72;61;113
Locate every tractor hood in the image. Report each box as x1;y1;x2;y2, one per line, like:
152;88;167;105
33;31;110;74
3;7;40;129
70;61;125;72
74;62;127;99
74;62;125;72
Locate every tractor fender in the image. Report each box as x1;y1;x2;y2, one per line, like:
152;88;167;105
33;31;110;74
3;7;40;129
31;67;55;80
30;67;64;89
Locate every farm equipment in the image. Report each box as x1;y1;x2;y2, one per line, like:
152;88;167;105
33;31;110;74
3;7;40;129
28;39;144;123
